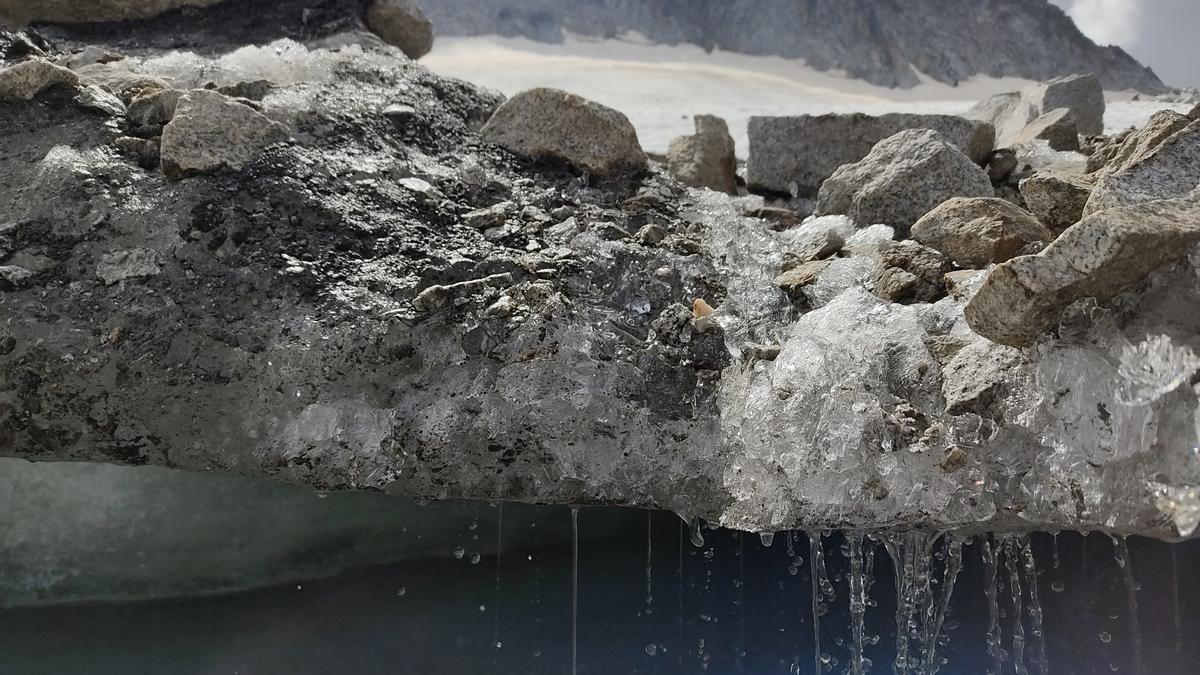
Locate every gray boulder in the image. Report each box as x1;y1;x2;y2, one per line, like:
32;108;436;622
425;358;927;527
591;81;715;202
1019;171;1094;234
966;92;1039;147
911;197;1052;268
366;0;435;60
970;74;1105;146
0;58;79;100
481;88;648;178
1083;120;1200;216
965;198;1200;347
160;89;289;180
815;129;994;232
1012;108;1079;151
746;113;994;196
1093;110;1191;176
667;114;737;195
1023;73;1105;137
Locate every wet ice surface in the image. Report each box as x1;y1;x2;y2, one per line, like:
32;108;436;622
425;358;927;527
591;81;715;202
3;501;1200;675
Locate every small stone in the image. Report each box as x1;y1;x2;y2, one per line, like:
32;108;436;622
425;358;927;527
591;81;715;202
217;80;271;101
745;205;807;230
667;114;737;194
481;88;648;178
775;259;834;304
634;223;668;246
815;129;994;233
366;0;434;59
943;269;987;301
941;340;1026;415
911;197;1052;268
74;84;126;116
462;202;510;230
780;227;843;270
871;240;952;304
96;249;161;285
985;148;1018;183
1019;171;1094;233
114;136;161;169
160;90;289;180
57;46;123;71
0;265;34;290
125;88;182;133
1012;108;1079;152
746;343;782;362
0;58;79;100
382;103;418;124
965;198;1200;347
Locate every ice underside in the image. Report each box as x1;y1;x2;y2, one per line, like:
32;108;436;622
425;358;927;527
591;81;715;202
3;37;1200;609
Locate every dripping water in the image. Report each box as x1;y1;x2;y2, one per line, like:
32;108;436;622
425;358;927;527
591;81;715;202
737;532;746;674
847;533;870;675
571;506;579;675
1171;545;1183;672
923;535;964;675
760;532;775;547
981;536;1005;675
1019;537;1047;675
687;516;705;548
1003;538;1028;675
809;532;827;674
645;510;653;616
492;503;503;671
1114;536;1145;675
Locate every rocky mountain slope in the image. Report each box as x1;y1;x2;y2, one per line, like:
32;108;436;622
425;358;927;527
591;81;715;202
426;0;1167;92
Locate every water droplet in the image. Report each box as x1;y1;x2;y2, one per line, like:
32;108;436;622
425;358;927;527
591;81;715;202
1051;581;1065;592
760;532;775;547
1099;631;1112;643
645;644;658;656
396;587;406;596
470;552;482;565
453;546;465;560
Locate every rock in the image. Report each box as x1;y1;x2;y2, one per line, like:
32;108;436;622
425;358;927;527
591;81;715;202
1022;73;1105;137
1190;103;1200;121
0;265;35;290
126;88;182;133
0;58;79;100
462;202;510;230
943;269;986;301
0;0;222;24
96;249;161;285
970;74;1104;146
1019;171;1093;233
966;92;1039;147
1083;121;1200;216
74;84;126;116
911;197;1052;268
745;205;807;230
633;223;668;246
780;228;843;269
1095;110;1191;176
666;114;737;195
941;340;1027;415
985;148;1019;183
965;198;1200;347
480;88;648;178
746;113;994;196
366;0;435;60
815;129;994;233
870;239;952;303
1012;108;1079;152
160;89;289;180
57;46;124;71
114;136;161;169
775;259;833;304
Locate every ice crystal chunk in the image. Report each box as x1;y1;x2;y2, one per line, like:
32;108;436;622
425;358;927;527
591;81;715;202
803;256;877;309
1116;335;1200;404
1148;482;1200;537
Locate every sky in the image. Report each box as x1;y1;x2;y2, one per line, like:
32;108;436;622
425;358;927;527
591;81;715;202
1051;0;1200;87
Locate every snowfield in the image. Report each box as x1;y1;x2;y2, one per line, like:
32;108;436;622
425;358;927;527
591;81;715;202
425;35;1194;155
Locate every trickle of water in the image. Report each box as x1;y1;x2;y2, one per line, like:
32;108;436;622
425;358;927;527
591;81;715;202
981;536;1005;675
924;535;964;675
645;511;653;615
1003;538;1028;675
1019;537;1047;675
571;506;579;675
1115;537;1145;675
847;533;870;675
809;532;828;675
492;504;504;675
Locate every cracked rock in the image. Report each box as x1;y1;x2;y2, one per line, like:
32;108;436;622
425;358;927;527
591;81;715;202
1084;120;1200;216
160;89;289;180
911;197;1052;268
1019;171;1093;234
667;114;737;195
0;58;79;100
965;198;1200;346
